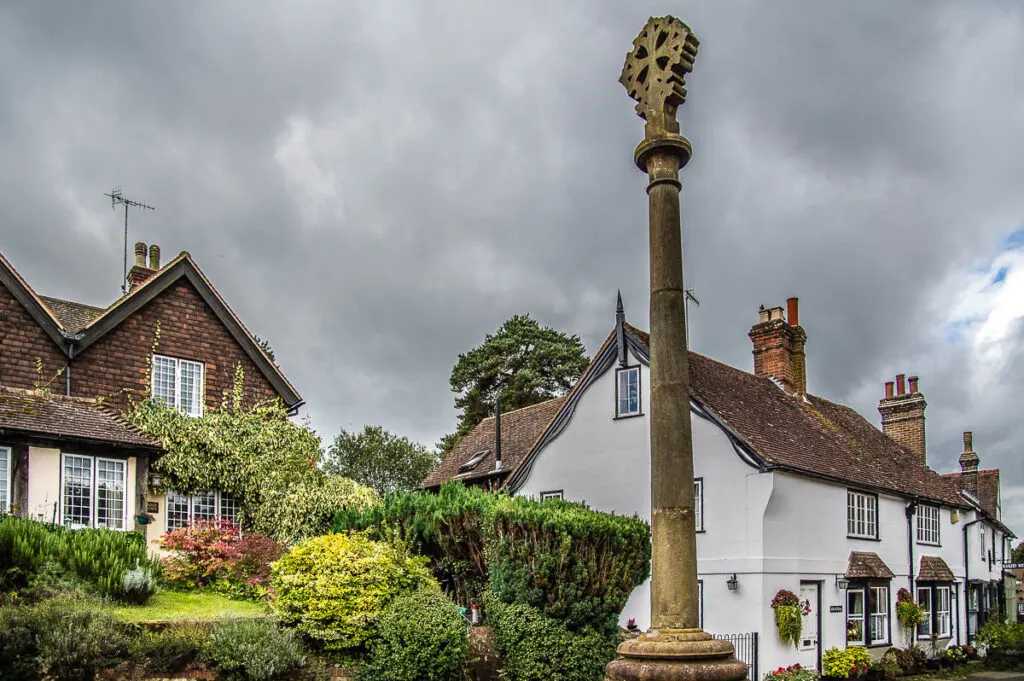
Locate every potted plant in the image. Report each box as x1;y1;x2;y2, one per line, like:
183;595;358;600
772;589;803;649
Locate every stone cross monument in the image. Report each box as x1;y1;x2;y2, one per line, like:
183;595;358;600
606;16;749;681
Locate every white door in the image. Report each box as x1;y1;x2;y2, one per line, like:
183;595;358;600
796;583;820;671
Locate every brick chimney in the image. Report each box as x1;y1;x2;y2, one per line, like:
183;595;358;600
958;431;980;498
749;297;807;395
878;373;927;465
127;241;158;291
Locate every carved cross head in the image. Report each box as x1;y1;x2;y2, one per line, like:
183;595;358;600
619;16;699;121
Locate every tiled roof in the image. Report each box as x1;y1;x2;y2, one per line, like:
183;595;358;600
624;325;965;507
422;398;567;488
918;555;955;582
846;551;895;579
0;387;160;448
943;470;1001;518
39;296;105;335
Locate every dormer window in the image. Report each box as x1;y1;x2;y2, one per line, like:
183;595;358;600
616;366;641;417
152;355;204;416
457;450;490;475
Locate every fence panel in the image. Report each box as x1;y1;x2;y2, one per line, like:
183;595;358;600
712;632;758;681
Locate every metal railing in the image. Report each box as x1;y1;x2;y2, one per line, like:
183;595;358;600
712;632;758;681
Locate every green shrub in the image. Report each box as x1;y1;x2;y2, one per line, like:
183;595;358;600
335;481;651;632
270;532;436;650
361;587;468;681
33;597;131;681
129;623;211;674
0;515;158;602
0;601;40;681
977;621;1024;651
208;619;308;681
822;646;871;678
484;593;618;681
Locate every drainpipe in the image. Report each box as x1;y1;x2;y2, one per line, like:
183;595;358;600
963;516;984;645
907;499;919;592
65;342;75;396
494;392;502;472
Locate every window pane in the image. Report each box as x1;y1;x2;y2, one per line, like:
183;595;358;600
179;360;204;416
0;448;9;512
167;490;190;531
152;356;177;408
63;455;92;527
618;368;639;416
193;490;216;522
848;590;865;615
917;588;932;637
694;480;703;531
869;587;889;644
218;493;241;526
96;459;125;529
847;590;865;644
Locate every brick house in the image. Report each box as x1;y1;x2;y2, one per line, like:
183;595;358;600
0;243;302;549
425;296;1015;674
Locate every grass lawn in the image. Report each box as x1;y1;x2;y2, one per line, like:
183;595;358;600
110;590;270;623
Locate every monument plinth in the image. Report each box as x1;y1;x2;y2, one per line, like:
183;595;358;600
605;16;749;681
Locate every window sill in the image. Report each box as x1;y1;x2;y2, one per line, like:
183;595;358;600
613;412;644;421
847;534;881;542
917;541;941;547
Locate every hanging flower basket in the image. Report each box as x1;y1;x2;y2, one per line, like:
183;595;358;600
772;589;803;649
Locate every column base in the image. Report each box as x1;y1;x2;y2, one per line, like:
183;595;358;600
605;628;749;681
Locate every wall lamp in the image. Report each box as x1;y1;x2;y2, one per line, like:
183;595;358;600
726;574;739;592
836;574;849;590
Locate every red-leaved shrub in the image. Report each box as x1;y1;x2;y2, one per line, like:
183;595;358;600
160;519;240;588
225;533;285;593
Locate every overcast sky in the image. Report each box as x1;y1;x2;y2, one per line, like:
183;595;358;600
2;1;1022;532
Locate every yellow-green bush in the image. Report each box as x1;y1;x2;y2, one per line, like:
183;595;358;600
823;646;871;678
270;533;435;650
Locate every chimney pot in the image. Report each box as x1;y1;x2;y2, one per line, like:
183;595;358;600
148;244;161;270
963;431;973;452
884;381;894;399
134;242;147;267
787;297;799;326
895;374;906;396
759;307;770;323
908;375;919;393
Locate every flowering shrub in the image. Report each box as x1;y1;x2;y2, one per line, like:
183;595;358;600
823;646;871;679
772;589;803;649
222;533;285;599
944;646;967;664
764;663;819;681
159;520;240;588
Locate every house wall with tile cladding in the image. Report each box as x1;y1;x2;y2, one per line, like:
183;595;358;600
69;281;277;410
0;284;67;392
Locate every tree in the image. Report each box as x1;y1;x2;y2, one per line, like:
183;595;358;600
438;314;589;452
324;425;440;496
1013;540;1024;565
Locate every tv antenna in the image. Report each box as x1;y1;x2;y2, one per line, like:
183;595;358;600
684;288;700;349
104;187;155;294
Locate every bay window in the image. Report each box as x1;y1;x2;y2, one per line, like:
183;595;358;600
61;454;127;529
847;583;890;646
166;489;241;531
918;585;952;639
152;355;205;416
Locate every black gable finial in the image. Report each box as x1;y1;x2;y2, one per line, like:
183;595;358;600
616;290;627;367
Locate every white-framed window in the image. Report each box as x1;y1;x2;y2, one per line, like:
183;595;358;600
0;446;10;513
918;585;952;639
694;478;704;532
869;586;890;645
917;505;940;545
980;526;986;560
152;355;205;416
847;490;878;539
616;367;640;417
917;587;933;638
539;490;564;501
847;585;889;646
165;489;241;531
60;454;127;530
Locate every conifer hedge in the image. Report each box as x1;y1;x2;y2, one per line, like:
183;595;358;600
334;481;650;632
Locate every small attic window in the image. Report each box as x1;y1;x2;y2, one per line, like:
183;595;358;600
457;450;490;474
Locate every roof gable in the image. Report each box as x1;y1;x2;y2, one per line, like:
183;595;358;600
0;252;69;351
74;253;302;408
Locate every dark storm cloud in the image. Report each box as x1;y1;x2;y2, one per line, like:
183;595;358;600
2;1;1023;528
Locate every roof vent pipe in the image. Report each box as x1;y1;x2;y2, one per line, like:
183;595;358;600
494;393;502;471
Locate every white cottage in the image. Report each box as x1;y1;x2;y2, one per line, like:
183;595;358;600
424;297;1015;678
